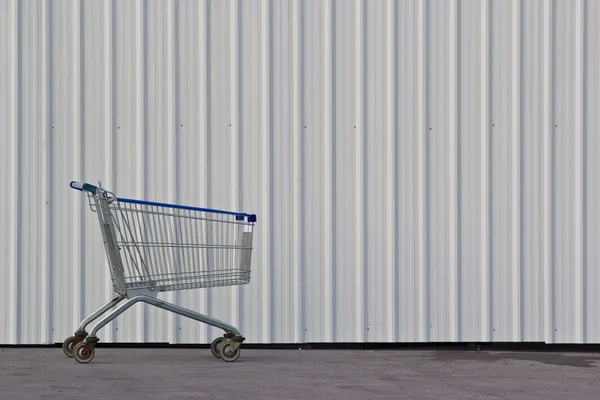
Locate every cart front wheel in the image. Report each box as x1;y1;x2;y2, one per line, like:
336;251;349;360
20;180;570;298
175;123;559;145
62;336;77;358
219;341;241;362
73;342;95;364
210;337;225;358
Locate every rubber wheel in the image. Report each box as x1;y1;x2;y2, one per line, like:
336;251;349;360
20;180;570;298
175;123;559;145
73;342;95;364
62;336;76;358
211;337;225;358
219;341;241;362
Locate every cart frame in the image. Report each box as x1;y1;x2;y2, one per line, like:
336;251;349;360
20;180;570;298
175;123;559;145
63;181;256;364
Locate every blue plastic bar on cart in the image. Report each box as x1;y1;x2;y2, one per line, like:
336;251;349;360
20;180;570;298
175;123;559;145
70;181;256;222
117;197;257;223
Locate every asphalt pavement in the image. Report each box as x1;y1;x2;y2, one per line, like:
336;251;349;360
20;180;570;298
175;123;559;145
1;348;599;399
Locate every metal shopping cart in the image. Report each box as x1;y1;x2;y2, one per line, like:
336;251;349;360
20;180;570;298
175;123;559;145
63;181;256;364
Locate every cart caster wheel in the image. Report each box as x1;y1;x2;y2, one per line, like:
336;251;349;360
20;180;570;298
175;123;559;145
73;342;95;364
219;340;241;362
211;337;226;359
62;336;77;358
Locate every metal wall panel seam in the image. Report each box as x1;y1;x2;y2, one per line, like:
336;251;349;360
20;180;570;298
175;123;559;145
455;0;464;342
40;0;52;345
480;0;492;342
104;0;117;342
135;0;148;342
9;0;21;344
416;0;428;343
229;0;242;330
581;0;589;344
385;0;398;342
448;0;459;343
543;0;555;344
574;0;585;343
511;0;523;341
323;0;334;343
291;0;304;344
260;0;273;343
72;0;85;331
355;0;366;343
166;0;178;344
198;0;211;343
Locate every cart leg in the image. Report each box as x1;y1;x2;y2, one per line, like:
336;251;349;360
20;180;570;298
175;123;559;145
76;294;244;363
149;296;244;340
85;294;244;341
75;295;125;335
63;295;125;358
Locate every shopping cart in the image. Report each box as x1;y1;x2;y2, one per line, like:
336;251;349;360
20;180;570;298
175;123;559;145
63;181;256;364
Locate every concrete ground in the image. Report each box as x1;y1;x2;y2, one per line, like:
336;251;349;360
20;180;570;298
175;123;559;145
1;348;599;399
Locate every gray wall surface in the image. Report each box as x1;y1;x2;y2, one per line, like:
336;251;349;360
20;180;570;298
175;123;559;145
0;0;599;344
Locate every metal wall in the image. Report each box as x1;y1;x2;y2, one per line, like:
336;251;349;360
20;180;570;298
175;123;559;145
0;0;599;345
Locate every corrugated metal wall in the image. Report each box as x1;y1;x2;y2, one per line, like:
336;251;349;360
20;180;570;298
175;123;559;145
0;0;599;345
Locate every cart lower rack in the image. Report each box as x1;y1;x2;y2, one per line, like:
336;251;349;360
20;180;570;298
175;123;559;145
63;181;257;363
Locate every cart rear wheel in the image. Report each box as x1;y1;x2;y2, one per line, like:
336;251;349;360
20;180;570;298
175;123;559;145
219;341;241;362
211;337;225;358
62;336;77;358
73;342;95;364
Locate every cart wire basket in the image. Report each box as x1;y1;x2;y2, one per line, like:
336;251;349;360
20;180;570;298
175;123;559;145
63;181;257;364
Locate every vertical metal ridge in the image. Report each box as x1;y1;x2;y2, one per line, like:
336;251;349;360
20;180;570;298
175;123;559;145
198;0;210;342
581;0;588;344
455;0;464;342
355;0;366;342
511;0;523;341
40;0;51;344
291;0;303;343
135;0;147;342
260;0;273;343
72;0;85;329
385;0;397;342
574;0;585;343
480;0;492;342
173;0;181;343
416;0;428;342
104;0;116;342
104;0;116;187
9;0;21;344
229;0;241;328
448;0;459;343
323;0;334;342
543;0;555;343
166;0;178;344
